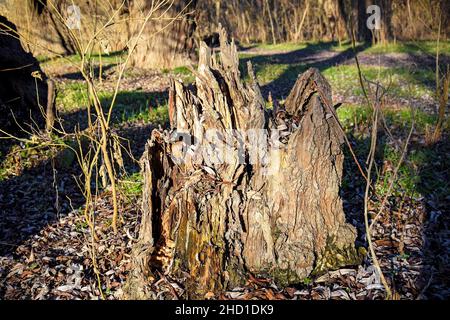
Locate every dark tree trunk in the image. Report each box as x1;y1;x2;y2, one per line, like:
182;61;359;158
0;15;48;131
372;0;393;43
128;0;198;70
337;0;373;43
125;29;360;299
355;0;372;43
337;0;352;40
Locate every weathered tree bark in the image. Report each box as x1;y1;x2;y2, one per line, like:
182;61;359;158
0;15;48;131
128;0;198;70
127;29;360;299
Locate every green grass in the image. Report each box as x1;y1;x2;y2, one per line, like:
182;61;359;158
239;43;435;100
56;82;89;111
171;66;192;75
41;50;126;68
0;167;7;181
116;102;168;124
48;42;447;133
250;63;290;85
119;172;143;201
56;82;169;125
252;41;354;53
251;40;450;56
237;40;444;102
163;65;195;83
323;65;435;99
365;40;450;56
337;104;442;133
337;104;372;128
375;142;449;200
253;42;307;52
337;103;448;200
376;144;421;198
106;91;169;125
238;58;434;101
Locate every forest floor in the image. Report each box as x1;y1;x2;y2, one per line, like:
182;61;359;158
0;41;449;300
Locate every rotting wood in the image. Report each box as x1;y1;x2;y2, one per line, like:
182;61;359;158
127;27;360;299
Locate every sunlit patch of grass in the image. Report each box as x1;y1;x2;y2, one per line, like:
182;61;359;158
376;141;449;201
239;56;306;87
171;66;192;75
56;82;89;112
252;63;290;85
55;84;169;125
337;104;441;133
338;103;448;201
365;41;450;56
162;65;195;83
329;40;355;52
117;103;168;125
376;144;421;198
337;104;372;130
0;136;69;182
323;65;435;99
0;167;7;181
105;91;169;125
253;41;354;53
118;172;143;202
255;42;307;52
36;54;49;62
240;43;436;100
41;50;126;68
387;108;442;130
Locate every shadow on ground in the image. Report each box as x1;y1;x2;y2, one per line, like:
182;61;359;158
60;64;117;80
239;41;447;100
0;89;169;258
415;138;450;298
240;42;370;99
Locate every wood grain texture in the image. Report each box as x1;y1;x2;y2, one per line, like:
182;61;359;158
128;28;358;298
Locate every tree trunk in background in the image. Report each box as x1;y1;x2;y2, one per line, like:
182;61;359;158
1;0;131;57
337;0;352;40
126;29;360;299
5;0;77;56
354;0;372;43
128;0;198;70
43;0;77;55
371;0;393;44
350;0;394;44
337;0;372;43
440;0;450;31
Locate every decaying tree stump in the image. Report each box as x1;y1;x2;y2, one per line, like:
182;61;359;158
127;28;360;299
